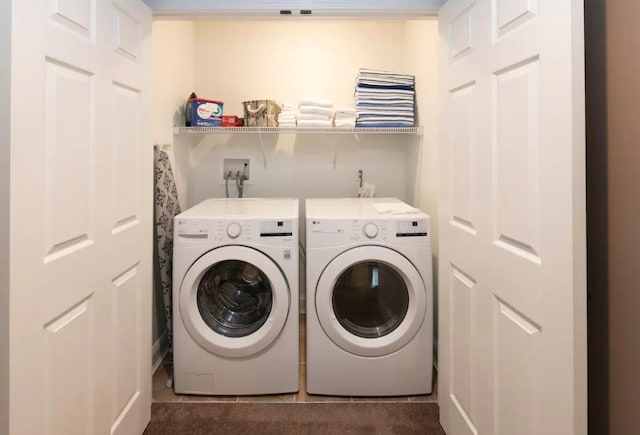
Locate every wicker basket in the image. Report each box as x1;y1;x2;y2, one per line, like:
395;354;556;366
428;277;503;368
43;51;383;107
242;100;281;127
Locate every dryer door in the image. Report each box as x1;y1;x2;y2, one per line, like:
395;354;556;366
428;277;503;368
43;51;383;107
315;246;427;357
180;245;290;358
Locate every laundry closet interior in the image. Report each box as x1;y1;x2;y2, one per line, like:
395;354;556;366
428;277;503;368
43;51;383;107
152;12;440;376
0;0;589;432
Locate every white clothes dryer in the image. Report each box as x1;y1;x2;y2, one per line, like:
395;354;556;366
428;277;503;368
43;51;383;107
172;198;299;395
305;198;433;396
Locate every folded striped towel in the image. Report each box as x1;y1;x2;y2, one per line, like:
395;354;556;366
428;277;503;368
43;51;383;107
355;87;415;95
357;121;414;127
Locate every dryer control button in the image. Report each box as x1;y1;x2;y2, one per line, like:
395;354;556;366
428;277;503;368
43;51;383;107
226;222;242;238
363;222;378;238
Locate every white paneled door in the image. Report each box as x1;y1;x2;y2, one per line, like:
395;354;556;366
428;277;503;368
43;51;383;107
438;0;586;434
9;1;152;434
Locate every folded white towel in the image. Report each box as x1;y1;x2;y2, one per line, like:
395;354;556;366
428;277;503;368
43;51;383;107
335;113;357;119
278;114;297;120
334;108;356;115
300;97;334;108
371;202;420;214
333;118;356;127
299;105;334;116
297;119;332;127
297;113;331;121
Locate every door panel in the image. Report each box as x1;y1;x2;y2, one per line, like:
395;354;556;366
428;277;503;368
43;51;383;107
46;0;94;38
9;1;152;434
438;0;586;434
493;57;541;264
44;298;95;435
449;81;477;235
113;84;142;231
493;0;537;39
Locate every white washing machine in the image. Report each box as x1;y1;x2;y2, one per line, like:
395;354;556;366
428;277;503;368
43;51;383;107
172;198;299;395
305;198;433;396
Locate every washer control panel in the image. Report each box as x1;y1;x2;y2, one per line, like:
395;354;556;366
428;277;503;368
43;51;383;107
175;218;296;246
215;221;253;242
226;222;242;238
363;222;378;238
214;220;295;243
352;220;389;241
260;220;294;237
175;219;209;238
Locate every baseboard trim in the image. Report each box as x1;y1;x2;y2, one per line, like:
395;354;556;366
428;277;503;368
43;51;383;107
152;329;170;374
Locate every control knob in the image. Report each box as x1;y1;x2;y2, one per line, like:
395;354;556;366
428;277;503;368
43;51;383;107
363;222;378;238
226;222;242;239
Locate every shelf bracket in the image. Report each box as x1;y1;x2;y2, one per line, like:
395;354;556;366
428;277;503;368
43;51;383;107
257;129;267;168
332;138;338;170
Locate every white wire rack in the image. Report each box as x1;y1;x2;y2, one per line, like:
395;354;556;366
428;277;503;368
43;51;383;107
173;126;422;169
173;126;423;135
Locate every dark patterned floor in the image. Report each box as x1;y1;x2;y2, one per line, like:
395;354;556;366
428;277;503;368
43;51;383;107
153;315;438;404
148;314;443;434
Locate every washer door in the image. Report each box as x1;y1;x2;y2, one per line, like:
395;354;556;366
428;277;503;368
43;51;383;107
180;245;290;358
315;246;426;357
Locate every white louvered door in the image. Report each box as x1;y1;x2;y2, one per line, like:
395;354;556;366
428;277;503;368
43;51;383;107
9;1;152;434
437;0;587;434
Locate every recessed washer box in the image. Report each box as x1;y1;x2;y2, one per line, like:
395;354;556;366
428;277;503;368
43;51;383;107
221;156;254;184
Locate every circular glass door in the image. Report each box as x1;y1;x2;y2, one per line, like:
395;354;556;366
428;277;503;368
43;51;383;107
332;261;409;338
180;245;290;358
197;260;273;338
315;246;426;357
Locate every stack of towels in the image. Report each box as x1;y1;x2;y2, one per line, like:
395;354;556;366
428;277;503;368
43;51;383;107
278;103;298;127
355;68;415;127
297;97;334;127
334;108;357;128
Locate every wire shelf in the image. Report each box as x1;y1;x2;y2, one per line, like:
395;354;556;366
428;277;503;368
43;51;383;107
173;126;423;135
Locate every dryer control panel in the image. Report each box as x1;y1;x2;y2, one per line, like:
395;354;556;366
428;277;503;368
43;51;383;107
396;219;429;237
308;218;430;248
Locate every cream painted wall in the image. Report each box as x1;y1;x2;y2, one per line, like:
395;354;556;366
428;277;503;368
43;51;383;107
152;18;440;357
181;20;436;209
405;19;438;252
194;21;408;117
151;20;196;358
404;19;439;358
0;1;10;431
153;20;195;212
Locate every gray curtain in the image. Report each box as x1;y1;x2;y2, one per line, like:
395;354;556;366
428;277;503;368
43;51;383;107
154;149;181;353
